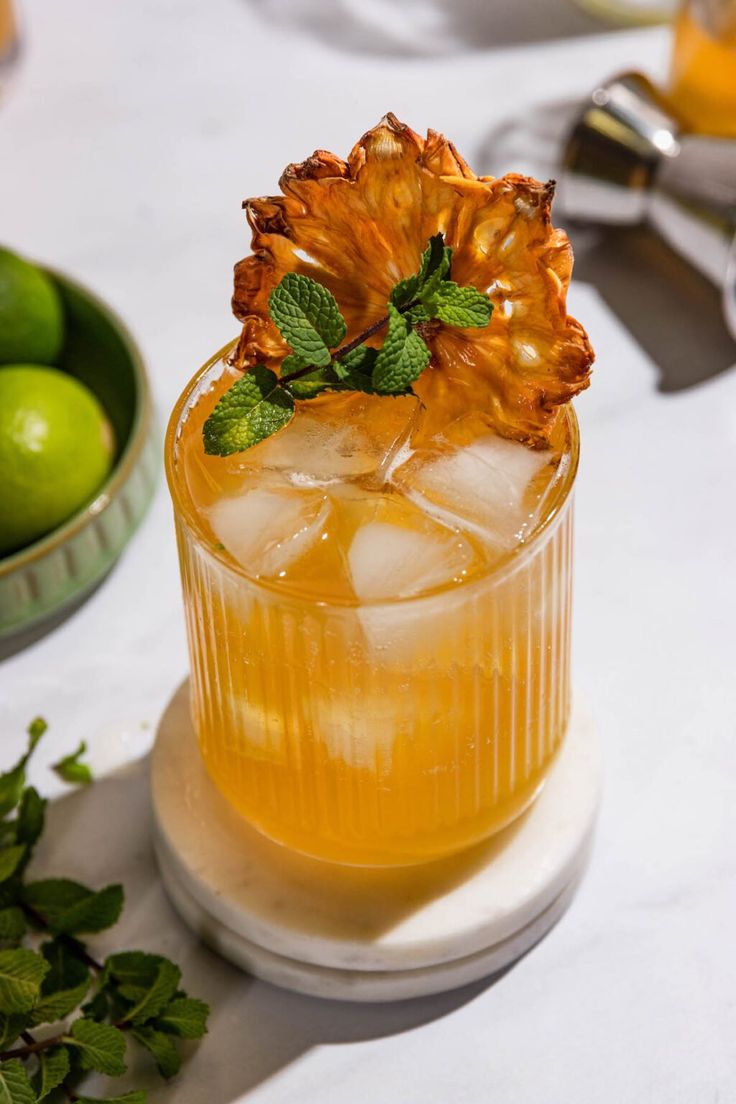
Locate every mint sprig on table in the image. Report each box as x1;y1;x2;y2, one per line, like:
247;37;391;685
0;721;209;1104
203;232;493;456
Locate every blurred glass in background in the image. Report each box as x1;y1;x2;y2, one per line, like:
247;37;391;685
576;0;736;135
0;0;20;103
669;0;736;135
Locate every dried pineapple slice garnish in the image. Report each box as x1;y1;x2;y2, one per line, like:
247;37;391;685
232;113;593;447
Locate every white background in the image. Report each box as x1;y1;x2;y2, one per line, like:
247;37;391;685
1;1;735;1100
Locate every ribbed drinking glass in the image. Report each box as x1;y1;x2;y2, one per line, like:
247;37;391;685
166;346;579;867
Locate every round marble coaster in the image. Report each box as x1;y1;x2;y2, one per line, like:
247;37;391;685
152;682;601;1002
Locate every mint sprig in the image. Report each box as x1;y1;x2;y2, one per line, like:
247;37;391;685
0;721;209;1103
203;232;493;456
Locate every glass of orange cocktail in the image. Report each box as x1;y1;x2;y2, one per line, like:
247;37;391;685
165;116;593;867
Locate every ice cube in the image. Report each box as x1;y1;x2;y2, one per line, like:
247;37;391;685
313;692;399;770
245;392;420;486
392;430;553;551
338;492;483;661
345;494;477;602
348;522;474;602
221;694;291;763
208;486;330;578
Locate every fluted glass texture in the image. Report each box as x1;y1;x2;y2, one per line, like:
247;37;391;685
167;357;578;867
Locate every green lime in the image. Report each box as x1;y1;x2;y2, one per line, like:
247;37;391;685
0;365;115;556
0;248;64;365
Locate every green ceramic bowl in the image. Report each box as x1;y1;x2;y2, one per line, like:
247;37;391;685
0;268;157;641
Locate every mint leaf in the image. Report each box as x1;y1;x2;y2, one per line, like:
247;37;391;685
417;233;450;286
125;960;181;1025
417;235;453;302
102;954;183;1027
389;274;419;310
40;938;90;989
390;234;451;312
29;940;90;1026
0;1015;28;1051
0;948;49;1013
30;975;90;1027
0;1059;35;1104
332;347;377;392
76;1094;147;1104
372;305;431;395
0;848;26;885
0;721;46;820
82;989;109;1021
269;273;346;366
0;909;25;947
282;368;332;400
336;345;376;378
404;305;432;325
33;1046;70;1101
102;951;156;996
22;880;123;935
430;282;492;328
155;997;209;1040
15;789;46;849
52;742;93;787
131;1027;181;1079
281;352;311;372
66;1018;127;1076
203;368;294;457
0;770;25;821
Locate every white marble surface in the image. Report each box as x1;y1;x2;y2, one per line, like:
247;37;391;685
152;684;600;996
1;0;735;1100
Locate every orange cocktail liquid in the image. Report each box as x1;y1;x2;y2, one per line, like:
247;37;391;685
167;347;578;866
669;1;736;136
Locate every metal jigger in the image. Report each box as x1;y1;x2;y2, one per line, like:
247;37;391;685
490;71;736;339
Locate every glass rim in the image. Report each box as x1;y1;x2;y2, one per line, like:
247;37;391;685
165;340;580;610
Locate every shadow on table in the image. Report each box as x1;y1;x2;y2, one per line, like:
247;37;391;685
243;0;610;58
32;758;502;1102
570;225;736;392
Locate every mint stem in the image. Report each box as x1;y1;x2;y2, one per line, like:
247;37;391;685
1;1034;61;1059
0;1022;131;1062
331;312;391;363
